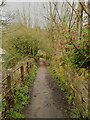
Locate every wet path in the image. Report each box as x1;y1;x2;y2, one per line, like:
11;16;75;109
23;59;72;118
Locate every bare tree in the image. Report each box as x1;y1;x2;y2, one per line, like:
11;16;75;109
77;0;83;38
0;0;6;6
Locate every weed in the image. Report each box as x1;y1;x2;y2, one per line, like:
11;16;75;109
71;107;81;118
2;64;37;119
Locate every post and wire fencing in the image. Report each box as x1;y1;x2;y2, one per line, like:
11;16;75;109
2;56;34;118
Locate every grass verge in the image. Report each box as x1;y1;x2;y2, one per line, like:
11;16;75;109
48;65;81;118
2;64;37;119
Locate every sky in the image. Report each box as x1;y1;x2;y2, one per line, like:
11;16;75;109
2;0;88;28
2;0;81;2
2;2;48;28
3;0;89;2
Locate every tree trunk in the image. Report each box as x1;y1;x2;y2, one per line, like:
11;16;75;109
77;0;83;39
88;0;90;37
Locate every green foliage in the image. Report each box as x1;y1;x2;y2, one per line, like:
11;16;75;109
2;99;7;113
48;20;89;68
2;64;37;119
49;66;71;102
25;64;37;87
71;107;81;118
36;50;46;59
66;94;74;104
58;81;66;92
48;66;56;80
3;24;52;69
66;42;90;68
8;109;24;118
65;28;90;68
3;29;40;68
14;85;29;111
11;36;39;56
48;65;81;118
7;84;29;119
2;5;89;119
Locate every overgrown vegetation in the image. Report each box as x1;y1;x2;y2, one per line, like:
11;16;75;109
2;64;37;119
3;26;38;68
2;1;90;119
45;2;90;118
48;66;81;118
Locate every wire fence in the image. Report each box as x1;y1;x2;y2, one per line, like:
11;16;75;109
2;56;33;119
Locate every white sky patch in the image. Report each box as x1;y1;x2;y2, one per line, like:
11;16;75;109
1;0;88;28
5;0;88;3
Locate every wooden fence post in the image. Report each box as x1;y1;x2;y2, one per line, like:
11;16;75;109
30;62;32;68
20;64;24;82
6;69;13;111
26;62;29;74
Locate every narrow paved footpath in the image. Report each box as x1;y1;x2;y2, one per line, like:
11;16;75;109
23;59;72;118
